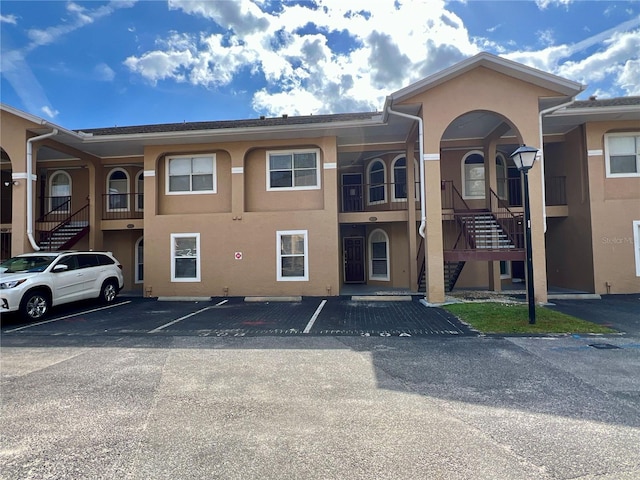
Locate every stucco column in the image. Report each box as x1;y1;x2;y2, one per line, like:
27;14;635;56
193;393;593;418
423;156;445;303
87;159;103;250
526;156;548;304
7;146;28;255
405;144;418;291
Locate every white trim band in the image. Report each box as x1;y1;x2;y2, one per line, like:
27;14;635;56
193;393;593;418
143;170;156;177
323;162;337;169
588;149;603;157
423;153;440;161
232;167;244;174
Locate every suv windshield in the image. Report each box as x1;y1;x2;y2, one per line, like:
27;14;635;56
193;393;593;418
0;256;56;273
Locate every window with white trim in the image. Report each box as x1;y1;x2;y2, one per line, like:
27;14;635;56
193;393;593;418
634;221;640;277
107;168;130;211
171;233;200;282
267;149;320;190
277;230;308;281
166;155;216;194
49;170;71;213
135;171;144;211
368;159;386;204
462;151;485;199
369;229;389;281
605;133;640;177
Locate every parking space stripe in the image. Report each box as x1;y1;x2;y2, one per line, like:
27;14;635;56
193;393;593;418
303;299;327;333
3;301;132;333
148;305;215;333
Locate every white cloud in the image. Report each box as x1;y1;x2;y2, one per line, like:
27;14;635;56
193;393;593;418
535;0;573;10
126;0;479;116
0;14;18;24
41;106;60;119
94;63;116;82
618;59;640;95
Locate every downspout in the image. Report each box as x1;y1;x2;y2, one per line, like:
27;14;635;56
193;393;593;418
26;128;58;250
386;108;427;238
538;98;576;232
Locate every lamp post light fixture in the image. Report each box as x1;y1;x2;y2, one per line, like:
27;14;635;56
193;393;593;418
510;145;539;324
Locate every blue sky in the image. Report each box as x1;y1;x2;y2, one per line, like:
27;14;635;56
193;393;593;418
1;1;639;129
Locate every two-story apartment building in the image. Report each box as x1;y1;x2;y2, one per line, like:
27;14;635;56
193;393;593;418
2;53;639;303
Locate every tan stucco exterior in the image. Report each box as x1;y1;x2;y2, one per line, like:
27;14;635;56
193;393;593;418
2;53;639;301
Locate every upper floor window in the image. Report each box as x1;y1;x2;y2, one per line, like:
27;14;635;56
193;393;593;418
267;149;320;191
49;170;71;213
462;151;485;199
391;156;420;201
107;168;129;211
166;154;216;194
605;133;640;178
368;159;386;204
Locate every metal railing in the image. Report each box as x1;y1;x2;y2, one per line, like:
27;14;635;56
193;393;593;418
38;203;90;251
37;196;72;223
545;176;567;206
102;193;144;220
340;182;420;213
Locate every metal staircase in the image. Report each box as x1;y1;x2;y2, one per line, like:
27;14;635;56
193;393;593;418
38;203;90;251
458;211;516;250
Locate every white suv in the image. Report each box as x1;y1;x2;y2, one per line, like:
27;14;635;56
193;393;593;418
0;251;124;321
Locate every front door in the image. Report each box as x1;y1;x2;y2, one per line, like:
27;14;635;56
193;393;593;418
344;237;365;283
342;173;363;212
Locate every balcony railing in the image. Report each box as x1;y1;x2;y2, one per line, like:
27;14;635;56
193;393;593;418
340;182;421;213
37;196;72;223
102;193;144;220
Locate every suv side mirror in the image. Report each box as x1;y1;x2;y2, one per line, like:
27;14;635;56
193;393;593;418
53;264;69;273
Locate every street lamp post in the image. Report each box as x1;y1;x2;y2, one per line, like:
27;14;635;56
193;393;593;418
510;145;539;325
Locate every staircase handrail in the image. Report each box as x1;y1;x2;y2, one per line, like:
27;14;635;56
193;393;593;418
489;188;523;248
39;203;90;249
37;196;71;222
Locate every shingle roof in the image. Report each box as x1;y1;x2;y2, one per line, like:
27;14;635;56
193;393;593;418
568;97;640;109
77;111;381;136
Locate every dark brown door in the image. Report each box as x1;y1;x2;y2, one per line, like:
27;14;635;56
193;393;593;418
344;237;365;283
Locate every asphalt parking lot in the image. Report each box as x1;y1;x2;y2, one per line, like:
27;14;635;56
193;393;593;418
1;296;474;338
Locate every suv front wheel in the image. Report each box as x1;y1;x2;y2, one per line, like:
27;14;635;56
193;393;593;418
100;280;118;303
20;289;50;321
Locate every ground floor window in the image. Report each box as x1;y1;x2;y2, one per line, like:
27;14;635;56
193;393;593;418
369;229;389;281
171;233;200;282
500;260;510;279
277;230;308;281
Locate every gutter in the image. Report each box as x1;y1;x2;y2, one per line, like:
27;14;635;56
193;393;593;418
385;107;427;238
26;128;58;251
538;98;577;232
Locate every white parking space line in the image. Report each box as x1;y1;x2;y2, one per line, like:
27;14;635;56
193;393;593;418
3;301;132;333
148;301;226;333
304;299;327;334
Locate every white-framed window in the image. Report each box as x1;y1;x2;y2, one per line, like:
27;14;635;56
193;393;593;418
276;230;309;281
166;154;216;194
367;159;386;204
391;155;420;202
267;149;320;191
135;171;144;211
135;236;144;284
107;168;130;211
171;233;201;282
500;260;511;279
605;133;640;177
462;151;485;199
368;228;389;281
496;154;508;199
49;170;72;213
634;221;640;277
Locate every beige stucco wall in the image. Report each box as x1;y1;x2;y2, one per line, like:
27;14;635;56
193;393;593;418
397;66;554;302
142;137;340;297
584;121;640;294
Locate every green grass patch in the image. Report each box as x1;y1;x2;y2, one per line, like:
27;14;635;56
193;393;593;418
443;302;616;334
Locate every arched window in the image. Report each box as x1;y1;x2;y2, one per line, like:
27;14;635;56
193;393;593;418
462;151;485;199
135;237;144;283
135;171;144;211
368;159;386;204
49;170;71;213
107;168;129;211
368;229;389;281
392;156;420;201
392;157;407;201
